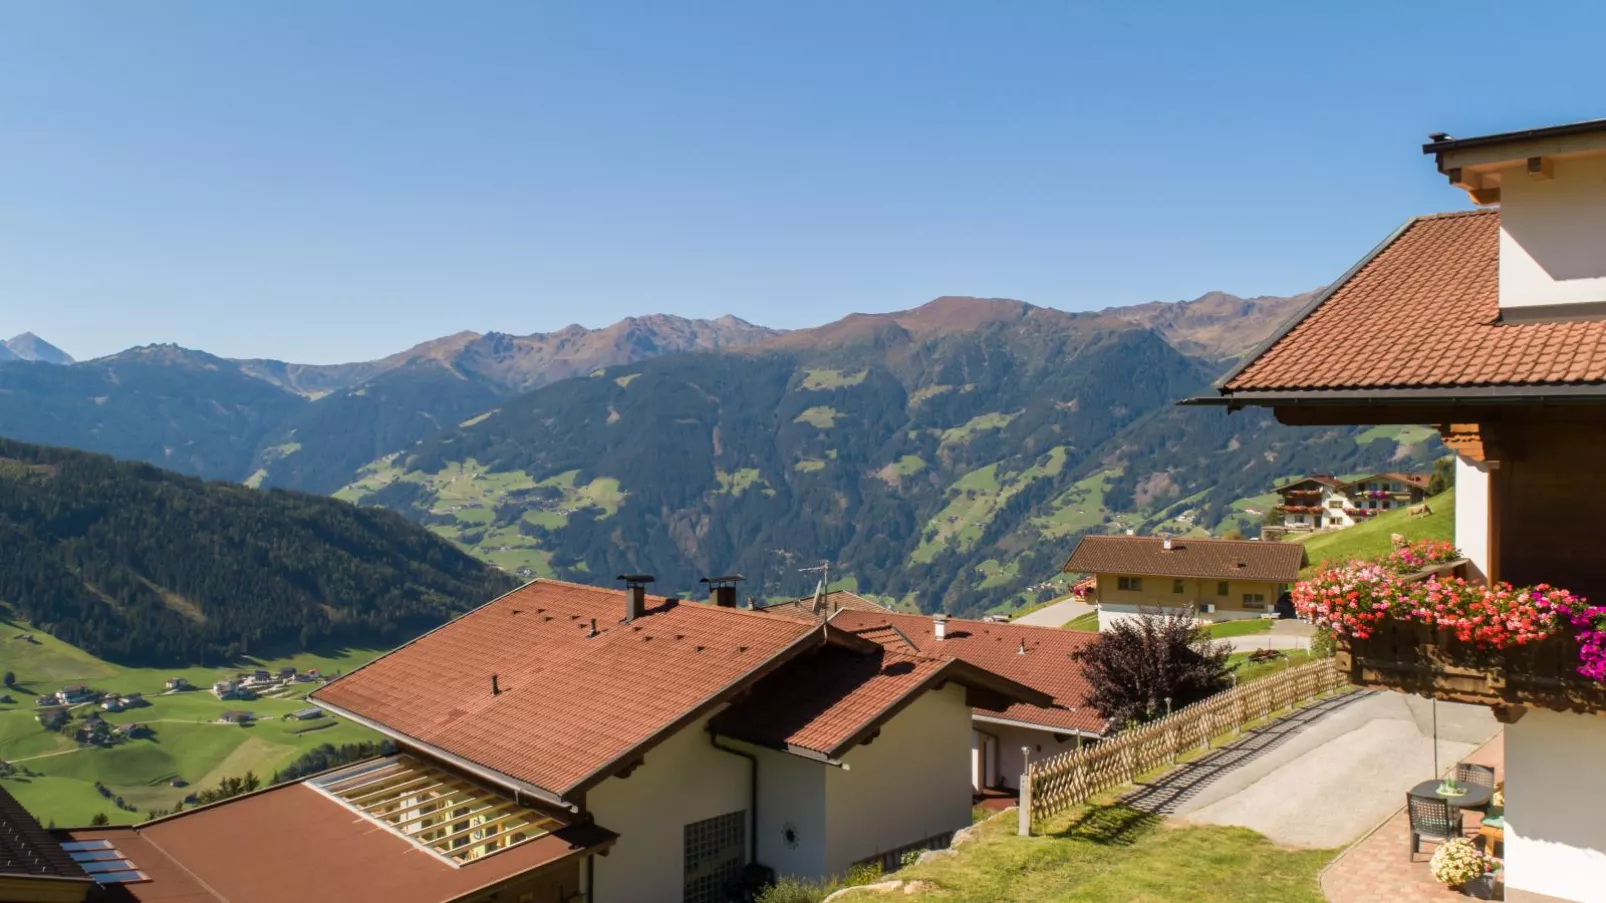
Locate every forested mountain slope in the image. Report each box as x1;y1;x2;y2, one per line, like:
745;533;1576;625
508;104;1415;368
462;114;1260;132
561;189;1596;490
0;438;515;666
336;297;1440;614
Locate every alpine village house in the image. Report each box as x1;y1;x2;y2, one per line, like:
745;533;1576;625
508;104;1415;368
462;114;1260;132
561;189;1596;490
1062;534;1306;630
1201;116;1606;903
1274;472;1431;532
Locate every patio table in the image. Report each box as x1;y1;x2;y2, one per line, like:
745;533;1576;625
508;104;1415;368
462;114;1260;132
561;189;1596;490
1409;778;1493;813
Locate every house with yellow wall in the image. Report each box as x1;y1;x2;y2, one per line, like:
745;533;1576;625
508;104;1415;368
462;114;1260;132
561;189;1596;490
1061;535;1306;630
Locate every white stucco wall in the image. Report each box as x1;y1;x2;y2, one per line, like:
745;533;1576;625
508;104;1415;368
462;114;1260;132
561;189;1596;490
751;745;827;880
1454;457;1490;585
1504;709;1606;902
823;684;974;875
1500;154;1606;312
974;721;1082;791
587;711;751;903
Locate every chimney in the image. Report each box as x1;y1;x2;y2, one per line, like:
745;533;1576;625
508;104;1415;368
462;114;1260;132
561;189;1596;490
933;613;949;640
1017;639;1027;655
616;574;654;622
1162;537;1173;551
491;674;501;696
1424;121;1606;322
699;574;746;609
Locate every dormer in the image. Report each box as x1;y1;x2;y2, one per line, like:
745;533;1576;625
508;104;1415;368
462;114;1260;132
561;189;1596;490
1425;119;1606;323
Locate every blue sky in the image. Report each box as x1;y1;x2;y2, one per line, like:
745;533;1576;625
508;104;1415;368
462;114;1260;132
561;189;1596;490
3;2;1603;363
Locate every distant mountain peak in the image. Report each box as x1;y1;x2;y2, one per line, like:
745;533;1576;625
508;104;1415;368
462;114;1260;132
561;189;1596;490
4;332;74;364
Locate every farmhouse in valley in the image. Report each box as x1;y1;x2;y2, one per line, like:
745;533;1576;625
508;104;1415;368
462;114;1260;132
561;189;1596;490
1061;534;1305;630
1201;115;1606;903
1274;472;1430;531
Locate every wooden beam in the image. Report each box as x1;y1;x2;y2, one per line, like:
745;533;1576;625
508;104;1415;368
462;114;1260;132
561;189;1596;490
1491;704;1528;724
1527;156;1554;179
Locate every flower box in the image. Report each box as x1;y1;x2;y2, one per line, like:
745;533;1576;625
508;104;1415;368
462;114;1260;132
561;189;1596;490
1336;618;1606;712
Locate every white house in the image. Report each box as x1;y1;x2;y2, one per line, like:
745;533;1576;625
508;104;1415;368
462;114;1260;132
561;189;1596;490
1275;472;1430;531
1203;115;1606;903
308;577;1050;902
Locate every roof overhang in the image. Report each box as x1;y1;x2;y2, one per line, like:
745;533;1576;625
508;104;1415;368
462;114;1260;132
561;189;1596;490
1424;118;1606;206
970;713;1107;739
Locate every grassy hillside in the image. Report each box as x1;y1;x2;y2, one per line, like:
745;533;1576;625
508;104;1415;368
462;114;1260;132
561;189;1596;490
1295;489;1455;574
0;616;380;827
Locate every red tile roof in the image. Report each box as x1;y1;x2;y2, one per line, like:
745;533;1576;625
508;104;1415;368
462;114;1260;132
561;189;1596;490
1223;209;1606;393
63;780;612;903
756;590;893;623
1062;535;1305;583
827;611;1109;736
710;646;949;759
311;579;822;799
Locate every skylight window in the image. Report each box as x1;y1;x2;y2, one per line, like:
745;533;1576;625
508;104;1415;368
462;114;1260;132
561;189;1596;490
309;755;566;866
61;839;148;885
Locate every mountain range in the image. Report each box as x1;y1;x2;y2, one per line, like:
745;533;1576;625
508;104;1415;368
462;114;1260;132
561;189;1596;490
0;291;1445;618
0;332;75;365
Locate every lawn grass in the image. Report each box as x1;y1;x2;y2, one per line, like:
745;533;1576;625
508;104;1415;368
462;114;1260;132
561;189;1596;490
1295;489;1454;574
1227;649;1317;683
1063;611;1101;632
882;802;1331;902
1206;619;1273;639
0;616;380;826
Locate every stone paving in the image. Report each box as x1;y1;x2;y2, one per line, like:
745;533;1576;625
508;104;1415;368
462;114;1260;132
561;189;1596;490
1320;733;1505;903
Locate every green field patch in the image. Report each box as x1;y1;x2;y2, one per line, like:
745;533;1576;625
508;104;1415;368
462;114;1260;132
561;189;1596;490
876;455;927;485
1033;468;1121;540
795;459;827;473
974;559;1021;591
715;468;765;496
913;448;1070;563
458;409;498;428
1356;424;1437;447
940;411;1018;445
793;406;839;429
908;384;956;406
800;369;867;390
613;373;640;388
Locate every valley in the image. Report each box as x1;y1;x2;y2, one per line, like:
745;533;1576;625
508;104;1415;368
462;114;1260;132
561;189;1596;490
0;617;380;826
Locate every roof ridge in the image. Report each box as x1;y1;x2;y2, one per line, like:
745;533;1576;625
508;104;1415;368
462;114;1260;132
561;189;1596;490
1417;207;1498;220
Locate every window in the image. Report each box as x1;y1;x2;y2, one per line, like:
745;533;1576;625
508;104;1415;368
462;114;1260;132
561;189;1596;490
1242;593;1267;610
1327;499;1344;509
684;810;746;903
1117;576;1142;592
1216;581;1229;596
1172;579;1184;594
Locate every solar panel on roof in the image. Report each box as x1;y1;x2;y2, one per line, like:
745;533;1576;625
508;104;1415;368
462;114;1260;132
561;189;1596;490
91;870;148;884
68;849;127;862
78;859;137;874
59;840;114;852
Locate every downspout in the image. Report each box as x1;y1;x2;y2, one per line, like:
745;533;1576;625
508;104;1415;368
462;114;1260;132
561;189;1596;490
710;733;758;865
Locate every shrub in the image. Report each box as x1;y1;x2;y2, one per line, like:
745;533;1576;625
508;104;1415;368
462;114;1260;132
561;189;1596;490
843;862;883;886
755;876;835;903
1073;609;1232;725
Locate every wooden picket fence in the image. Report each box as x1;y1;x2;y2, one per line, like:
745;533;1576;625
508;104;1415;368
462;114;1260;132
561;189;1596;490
1018;657;1349;834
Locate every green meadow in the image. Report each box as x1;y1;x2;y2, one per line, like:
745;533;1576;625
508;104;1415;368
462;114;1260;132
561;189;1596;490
0;617;381;827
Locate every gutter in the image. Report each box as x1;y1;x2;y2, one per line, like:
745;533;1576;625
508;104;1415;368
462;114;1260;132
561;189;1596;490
310;698;576;811
1187;383;1606;409
709;733;759;866
971;713;1105;739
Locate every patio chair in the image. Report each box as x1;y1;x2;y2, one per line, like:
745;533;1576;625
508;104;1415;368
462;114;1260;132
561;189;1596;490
1407;794;1464;857
1455;763;1498;811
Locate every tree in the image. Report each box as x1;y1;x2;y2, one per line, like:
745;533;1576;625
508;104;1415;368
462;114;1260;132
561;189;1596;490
2;671;12;688
1427;456;1454;496
1072;609;1233;727
1220;526;1246;541
89;812;109;826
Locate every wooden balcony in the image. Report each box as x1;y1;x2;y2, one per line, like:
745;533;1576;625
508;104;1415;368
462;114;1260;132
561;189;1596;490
1335;619;1606;717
